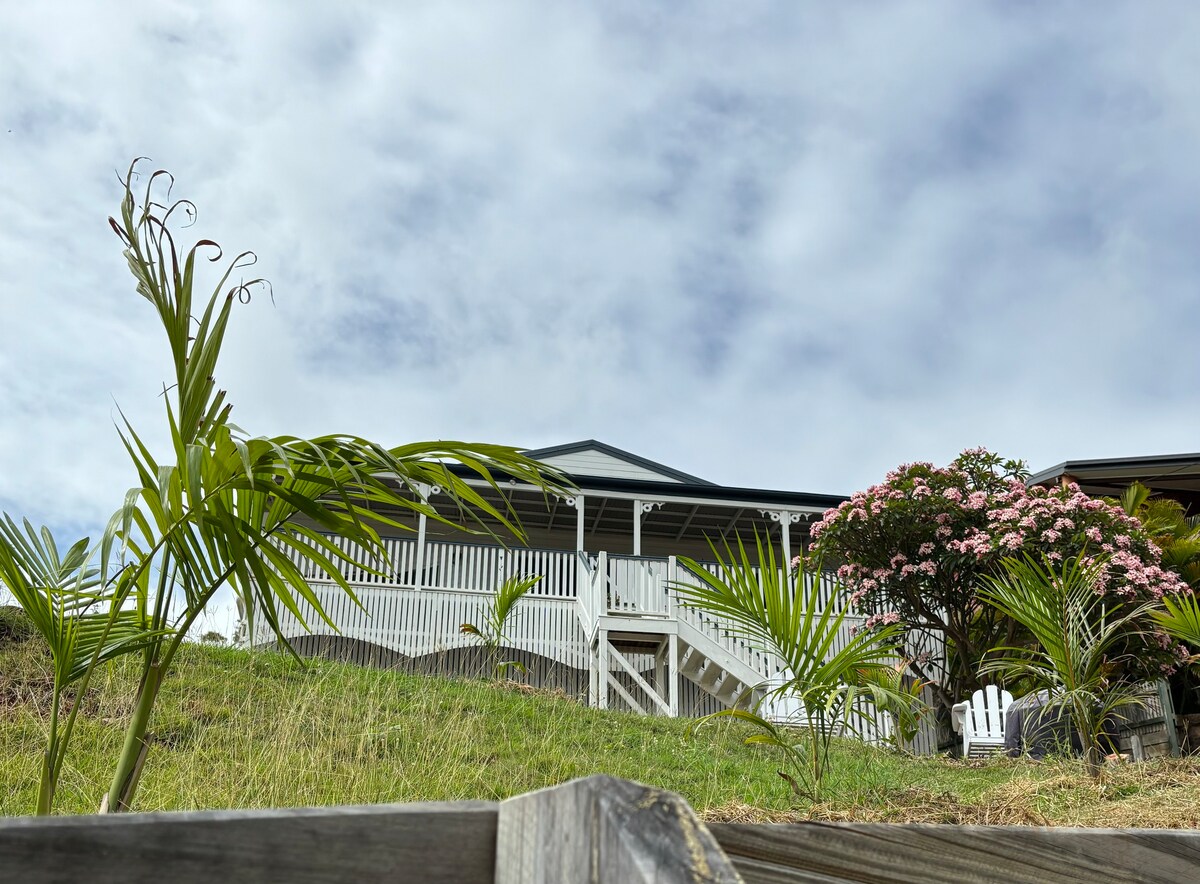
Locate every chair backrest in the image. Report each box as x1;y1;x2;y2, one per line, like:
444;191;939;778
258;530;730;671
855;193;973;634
965;685;1014;738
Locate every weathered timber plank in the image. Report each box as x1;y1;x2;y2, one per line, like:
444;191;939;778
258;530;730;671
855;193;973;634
0;800;497;884
496;774;742;883
709;821;1200;884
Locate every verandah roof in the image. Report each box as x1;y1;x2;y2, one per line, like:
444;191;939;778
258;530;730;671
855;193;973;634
1028;452;1200;513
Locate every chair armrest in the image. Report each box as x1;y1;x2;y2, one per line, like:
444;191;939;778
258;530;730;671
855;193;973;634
951;701;969;734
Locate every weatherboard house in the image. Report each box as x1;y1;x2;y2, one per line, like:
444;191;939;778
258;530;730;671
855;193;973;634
250;440;931;735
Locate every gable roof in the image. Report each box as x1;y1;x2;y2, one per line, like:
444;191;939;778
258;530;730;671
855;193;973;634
523;440;716;486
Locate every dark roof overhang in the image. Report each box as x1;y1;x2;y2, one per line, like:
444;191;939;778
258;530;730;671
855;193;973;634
1028;453;1200;513
445;461;845;512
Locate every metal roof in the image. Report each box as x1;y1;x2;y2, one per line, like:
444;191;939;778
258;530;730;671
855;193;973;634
1029;452;1200;512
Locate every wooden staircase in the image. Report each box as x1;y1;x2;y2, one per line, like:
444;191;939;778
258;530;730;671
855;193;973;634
677;620;764;710
578;552;772;717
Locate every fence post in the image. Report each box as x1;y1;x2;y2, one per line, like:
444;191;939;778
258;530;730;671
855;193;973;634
495;775;740;884
1157;679;1181;758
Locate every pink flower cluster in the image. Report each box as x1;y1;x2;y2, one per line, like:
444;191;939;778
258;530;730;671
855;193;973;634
982;481;1188;601
810;448;1194;680
850;610;900;637
864;611;901;630
810;454;1005;605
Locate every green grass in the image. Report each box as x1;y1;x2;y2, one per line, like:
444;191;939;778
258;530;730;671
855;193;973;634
2;637;1198;826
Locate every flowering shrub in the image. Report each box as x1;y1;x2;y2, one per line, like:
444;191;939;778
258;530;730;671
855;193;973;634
977;481;1188;602
810;448;1189;714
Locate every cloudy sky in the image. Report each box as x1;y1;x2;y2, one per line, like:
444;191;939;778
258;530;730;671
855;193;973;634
2;2;1199;635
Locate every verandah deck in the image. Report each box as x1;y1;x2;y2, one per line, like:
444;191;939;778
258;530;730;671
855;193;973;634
250;533;943;753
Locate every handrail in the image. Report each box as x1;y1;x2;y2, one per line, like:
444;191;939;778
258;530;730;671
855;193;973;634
670;558;778;682
576;551;599;641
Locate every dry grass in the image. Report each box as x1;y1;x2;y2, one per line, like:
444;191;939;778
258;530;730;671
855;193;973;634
702;758;1200;828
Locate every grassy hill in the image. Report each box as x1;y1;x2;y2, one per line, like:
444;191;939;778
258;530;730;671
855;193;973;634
2;632;1198;826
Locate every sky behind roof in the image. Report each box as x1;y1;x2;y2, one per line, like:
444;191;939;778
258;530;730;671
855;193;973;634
3;2;1199;624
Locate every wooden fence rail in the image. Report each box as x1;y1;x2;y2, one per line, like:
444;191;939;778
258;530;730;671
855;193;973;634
2;775;1198;883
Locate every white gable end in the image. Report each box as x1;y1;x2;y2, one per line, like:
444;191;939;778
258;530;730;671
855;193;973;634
535;450;684;483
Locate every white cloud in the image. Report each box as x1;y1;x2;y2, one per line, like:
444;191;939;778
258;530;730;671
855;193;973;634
2;0;1199;562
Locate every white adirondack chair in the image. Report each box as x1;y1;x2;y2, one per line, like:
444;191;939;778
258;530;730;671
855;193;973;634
951;685;1013;758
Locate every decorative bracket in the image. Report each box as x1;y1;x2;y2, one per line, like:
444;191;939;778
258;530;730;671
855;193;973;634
415;482;443;503
759;509;803;525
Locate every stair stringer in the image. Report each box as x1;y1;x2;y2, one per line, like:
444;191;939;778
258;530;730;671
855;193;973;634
675;617;770;711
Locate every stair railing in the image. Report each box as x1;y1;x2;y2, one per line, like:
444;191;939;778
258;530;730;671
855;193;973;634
576;551;601;642
669;557;779;684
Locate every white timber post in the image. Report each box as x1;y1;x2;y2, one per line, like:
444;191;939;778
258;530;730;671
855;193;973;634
588;636;599;708
415;513;427;590
634;500;664;558
667;557;680;715
668;632;679;717
574;494;585;555
597;550;608;614
654;644;666;702
597;628;609;710
761;509;803;573
667;556;677;618
414;482;439;591
565;493;587;610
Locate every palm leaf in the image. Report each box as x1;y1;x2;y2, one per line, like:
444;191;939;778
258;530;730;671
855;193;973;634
1153;592;1200;649
674;531;925;797
978;552;1160;771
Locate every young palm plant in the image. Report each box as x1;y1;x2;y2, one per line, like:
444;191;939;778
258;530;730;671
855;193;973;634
978;553;1158;776
2;160;569;813
460;574;543;678
0;518;161;814
674;535;924;801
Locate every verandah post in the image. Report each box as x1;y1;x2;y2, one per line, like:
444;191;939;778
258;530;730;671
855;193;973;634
597;550;609;615
574;494;585;555
633;498;642;556
667;556;677;618
415;512;427;591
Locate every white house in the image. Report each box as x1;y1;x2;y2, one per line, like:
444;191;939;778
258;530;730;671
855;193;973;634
253;440;932;747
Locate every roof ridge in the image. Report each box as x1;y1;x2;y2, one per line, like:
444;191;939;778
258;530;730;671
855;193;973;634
522;439;716;486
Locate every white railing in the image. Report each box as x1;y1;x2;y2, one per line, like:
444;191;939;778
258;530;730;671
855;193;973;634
277;534;579;598
264;532;937;748
280;534;421;587
604;554;670;616
681;559;844;607
575;551;600;642
669;558;777;682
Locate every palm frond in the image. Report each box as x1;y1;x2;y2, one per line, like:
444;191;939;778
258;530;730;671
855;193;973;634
978;552;1161;772
675;531;926;798
1153;591;1200;648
